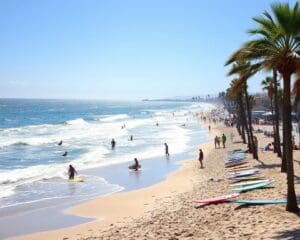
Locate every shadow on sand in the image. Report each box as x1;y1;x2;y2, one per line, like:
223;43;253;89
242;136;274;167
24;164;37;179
254;163;281;169
273;228;300;240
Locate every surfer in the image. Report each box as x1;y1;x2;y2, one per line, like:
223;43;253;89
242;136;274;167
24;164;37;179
130;135;133;141
68;165;78;180
164;143;169;157
129;158;140;171
111;138;116;149
58;140;63;146
199;149;204;168
62;151;68;157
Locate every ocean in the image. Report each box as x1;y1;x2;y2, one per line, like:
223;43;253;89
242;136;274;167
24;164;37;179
0;99;214;211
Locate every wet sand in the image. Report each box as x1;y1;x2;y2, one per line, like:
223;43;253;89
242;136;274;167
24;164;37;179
12;122;300;240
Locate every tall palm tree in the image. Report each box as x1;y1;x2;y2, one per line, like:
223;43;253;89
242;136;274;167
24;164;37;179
227;61;259;160
227;3;300;212
273;70;282;158
228;79;249;144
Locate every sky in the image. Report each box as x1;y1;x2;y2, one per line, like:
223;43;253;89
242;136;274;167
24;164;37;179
0;0;298;100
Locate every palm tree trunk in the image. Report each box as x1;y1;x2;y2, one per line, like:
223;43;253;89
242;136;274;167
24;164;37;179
282;73;299;213
238;93;249;146
270;96;277;153
244;84;258;159
273;70;282;159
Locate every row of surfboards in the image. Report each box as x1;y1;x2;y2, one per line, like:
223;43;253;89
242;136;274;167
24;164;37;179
195;149;286;207
225;150;275;192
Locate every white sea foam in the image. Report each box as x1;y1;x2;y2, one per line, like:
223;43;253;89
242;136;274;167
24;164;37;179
65;118;88;125
100;114;130;122
0;102;214;202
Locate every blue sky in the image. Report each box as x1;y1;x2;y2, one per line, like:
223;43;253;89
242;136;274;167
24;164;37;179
0;0;297;100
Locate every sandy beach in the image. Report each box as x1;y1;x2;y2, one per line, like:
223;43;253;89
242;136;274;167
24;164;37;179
11;121;300;240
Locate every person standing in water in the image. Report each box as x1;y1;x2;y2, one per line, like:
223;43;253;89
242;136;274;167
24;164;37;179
198;149;204;168
133;158;140;171
111;138;116;149
164;143;169;157
68;165;78;180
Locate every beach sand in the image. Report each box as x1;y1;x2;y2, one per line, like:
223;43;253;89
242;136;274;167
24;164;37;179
11;122;300;240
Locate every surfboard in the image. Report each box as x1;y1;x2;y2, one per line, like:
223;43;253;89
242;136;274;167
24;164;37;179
128;164;141;170
225;161;248;168
229;169;260;177
227;167;253;172
231;199;286;205
230;176;264;182
196;193;240;203
230;179;269;187
229;173;260;179
71;177;84;182
225;158;246;163
233;180;275;192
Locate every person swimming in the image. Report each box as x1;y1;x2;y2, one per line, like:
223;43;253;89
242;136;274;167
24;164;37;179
58;140;63;146
68;164;78;180
62;151;68;157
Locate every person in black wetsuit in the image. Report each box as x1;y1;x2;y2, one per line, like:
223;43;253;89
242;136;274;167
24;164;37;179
58;140;63;146
133;158;140;171
111;138;116;149
164;143;169;157
62;151;68;157
68;165;78;180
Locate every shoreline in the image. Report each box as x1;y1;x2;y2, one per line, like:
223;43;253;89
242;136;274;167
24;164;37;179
10;122;218;240
11;120;300;240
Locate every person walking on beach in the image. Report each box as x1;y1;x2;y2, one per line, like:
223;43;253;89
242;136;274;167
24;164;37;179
208;125;211;132
198;149;204;168
222;134;226;148
164;143;169;157
68;165;78;180
111;138;116;149
214;136;218;148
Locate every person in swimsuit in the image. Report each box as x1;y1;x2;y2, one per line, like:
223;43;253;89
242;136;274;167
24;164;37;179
68;165;78;180
164;143;169;156
198;149;204;168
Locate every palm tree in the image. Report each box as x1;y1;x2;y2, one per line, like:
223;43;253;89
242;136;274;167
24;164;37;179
228;79;248;144
227;61;259;160
273;70;282;158
227;3;300;212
